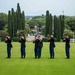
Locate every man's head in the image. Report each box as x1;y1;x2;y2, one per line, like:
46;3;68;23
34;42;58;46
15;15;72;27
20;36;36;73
50;34;53;38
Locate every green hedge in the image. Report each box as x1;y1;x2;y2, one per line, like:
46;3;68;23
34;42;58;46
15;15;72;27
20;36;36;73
12;37;20;42
1;37;5;42
42;38;48;42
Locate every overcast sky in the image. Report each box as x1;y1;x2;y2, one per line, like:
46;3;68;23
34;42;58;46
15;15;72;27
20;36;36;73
0;0;75;16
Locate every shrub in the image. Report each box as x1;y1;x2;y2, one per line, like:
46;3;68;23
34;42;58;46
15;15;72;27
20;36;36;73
1;37;5;41
12;37;20;42
42;38;47;42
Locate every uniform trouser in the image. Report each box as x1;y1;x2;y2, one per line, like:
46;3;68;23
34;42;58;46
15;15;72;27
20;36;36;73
39;48;42;57
65;47;70;58
34;47;41;58
21;47;25;58
37;47;40;58
50;46;54;58
34;47;37;58
7;47;11;58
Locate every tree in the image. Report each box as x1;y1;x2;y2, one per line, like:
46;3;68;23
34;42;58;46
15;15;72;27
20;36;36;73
8;10;12;37
0;13;8;30
11;8;15;37
7;3;25;37
66;17;75;31
27;20;38;29
14;12;17;37
57;16;61;41
45;10;50;37
49;14;52;35
60;15;65;38
21;11;25;30
54;15;58;38
17;3;22;30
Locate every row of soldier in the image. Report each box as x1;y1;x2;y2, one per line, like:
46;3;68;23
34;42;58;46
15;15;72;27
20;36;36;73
5;34;70;59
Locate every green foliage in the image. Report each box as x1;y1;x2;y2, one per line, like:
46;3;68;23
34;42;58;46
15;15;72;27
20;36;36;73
21;11;25;30
27;20;38;29
0;30;9;41
54;15;57;38
0;13;8;30
49;14;52;35
17;3;22;30
0;30;9;37
8;3;25;37
64;29;74;38
14;12;17;37
12;37;20;42
42;38;47;42
54;15;65;41
56;17;61;41
45;10;50;37
25;24;30;34
1;37;5;41
66;16;75;31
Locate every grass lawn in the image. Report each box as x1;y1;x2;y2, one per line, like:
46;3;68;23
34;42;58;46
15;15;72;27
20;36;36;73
0;42;75;75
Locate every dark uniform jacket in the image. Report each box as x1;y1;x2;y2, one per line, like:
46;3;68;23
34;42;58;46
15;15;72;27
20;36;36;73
65;38;70;48
33;39;43;48
5;39;12;48
19;39;26;47
48;38;55;48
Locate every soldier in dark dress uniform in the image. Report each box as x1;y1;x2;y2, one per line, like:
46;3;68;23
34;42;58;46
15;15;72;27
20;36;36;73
5;36;12;58
33;36;38;58
48;35;55;59
37;36;43;58
64;35;70;59
19;36;26;58
33;35;43;59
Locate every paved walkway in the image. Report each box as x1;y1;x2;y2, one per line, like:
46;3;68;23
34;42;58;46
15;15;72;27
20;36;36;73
26;35;44;41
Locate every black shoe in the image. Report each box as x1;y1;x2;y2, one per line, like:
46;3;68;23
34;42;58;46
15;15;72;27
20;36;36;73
50;57;52;59
65;57;70;59
38;57;40;59
7;57;11;58
21;57;23;58
35;57;37;59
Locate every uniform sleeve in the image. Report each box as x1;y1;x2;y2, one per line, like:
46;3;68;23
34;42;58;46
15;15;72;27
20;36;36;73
48;39;50;42
41;41;43;47
19;40;21;43
33;40;35;43
5;40;7;43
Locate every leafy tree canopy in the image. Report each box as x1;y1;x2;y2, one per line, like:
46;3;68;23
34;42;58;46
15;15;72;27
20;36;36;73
0;13;8;30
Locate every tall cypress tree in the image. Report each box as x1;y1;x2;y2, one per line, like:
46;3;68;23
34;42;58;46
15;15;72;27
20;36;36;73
49;13;52;35
11;8;15;37
8;10;12;37
57;16;61;41
14;12;17;37
8;3;25;37
21;11;25;30
61;15;64;38
17;3;22;30
54;15;57;38
45;10;50;37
